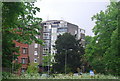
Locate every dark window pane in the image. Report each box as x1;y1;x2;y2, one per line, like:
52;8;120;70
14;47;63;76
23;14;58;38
22;48;28;54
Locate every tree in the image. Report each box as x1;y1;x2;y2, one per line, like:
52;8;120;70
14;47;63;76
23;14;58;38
42;52;52;67
42;53;53;74
85;1;120;75
104;28;119;75
26;63;39;74
2;2;43;70
85;35;93;46
52;33;85;73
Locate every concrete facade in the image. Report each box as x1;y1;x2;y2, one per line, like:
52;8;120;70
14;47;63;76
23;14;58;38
41;20;85;62
12;20;85;74
28;29;43;65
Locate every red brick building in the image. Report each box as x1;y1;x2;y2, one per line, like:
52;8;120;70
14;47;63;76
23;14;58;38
13;40;29;74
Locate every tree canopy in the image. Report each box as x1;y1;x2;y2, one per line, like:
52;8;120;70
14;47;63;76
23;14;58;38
85;1;120;75
2;2;43;68
52;33;85;73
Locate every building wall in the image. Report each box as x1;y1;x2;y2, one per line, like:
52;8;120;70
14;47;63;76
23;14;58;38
67;23;78;36
41;20;85;63
28;27;43;65
42;24;51;55
78;28;85;47
28;42;42;65
13;25;43;74
13;40;29;74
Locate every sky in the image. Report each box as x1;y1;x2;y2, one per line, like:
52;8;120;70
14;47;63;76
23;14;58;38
34;0;110;36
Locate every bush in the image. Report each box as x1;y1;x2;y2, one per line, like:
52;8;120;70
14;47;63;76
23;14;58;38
2;72;11;79
26;63;39;74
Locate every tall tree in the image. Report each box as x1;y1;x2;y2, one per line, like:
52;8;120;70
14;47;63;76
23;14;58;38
85;35;93;46
85;1;120;75
52;33;85;73
2;2;43;69
104;28;119;75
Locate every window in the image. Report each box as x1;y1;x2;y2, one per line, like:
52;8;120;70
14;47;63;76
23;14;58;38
59;23;66;27
43;48;48;51
43;33;50;39
81;33;85;39
53;21;60;24
43;33;48;38
43;41;49;47
21;68;26;73
43;54;47;56
80;29;85;33
21;58;27;64
42;23;46;25
34;43;38;48
34;58;37;63
43;48;49;54
34;51;38;55
57;28;67;32
22;48;28;54
44;26;50;32
44;26;47;29
51;24;59;27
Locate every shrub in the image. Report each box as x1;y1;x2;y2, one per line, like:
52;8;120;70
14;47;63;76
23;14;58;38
26;63;39;74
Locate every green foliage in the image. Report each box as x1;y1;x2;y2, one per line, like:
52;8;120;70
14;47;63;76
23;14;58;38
2;73;119;79
53;33;85;73
2;72;12;79
13;63;22;71
26;63;39;74
42;53;52;67
85;35;93;46
2;38;20;68
42;55;49;67
2;2;43;69
85;1;120;75
104;28;120;75
2;2;43;44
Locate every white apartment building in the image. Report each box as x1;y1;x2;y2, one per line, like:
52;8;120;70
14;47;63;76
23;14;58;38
41;20;85;62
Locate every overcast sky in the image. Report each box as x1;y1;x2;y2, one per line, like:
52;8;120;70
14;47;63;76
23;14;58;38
34;0;110;36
